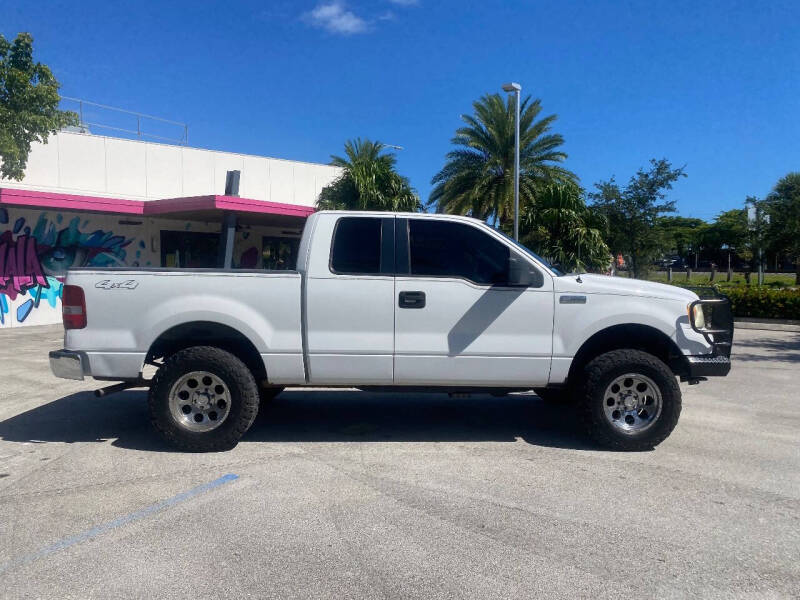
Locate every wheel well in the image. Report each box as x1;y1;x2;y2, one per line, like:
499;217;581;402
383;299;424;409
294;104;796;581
567;324;687;384
147;321;266;383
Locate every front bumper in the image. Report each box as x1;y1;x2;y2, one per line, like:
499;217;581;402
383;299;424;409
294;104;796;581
49;349;86;381
686;354;731;378
685;293;734;378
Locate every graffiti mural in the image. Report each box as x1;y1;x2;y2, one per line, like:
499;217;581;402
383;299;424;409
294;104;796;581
0;234;48;293
0;211;135;326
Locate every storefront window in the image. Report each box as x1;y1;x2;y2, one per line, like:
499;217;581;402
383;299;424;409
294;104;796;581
161;231;219;268
262;236;299;270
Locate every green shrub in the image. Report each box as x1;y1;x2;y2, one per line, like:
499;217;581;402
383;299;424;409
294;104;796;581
718;286;800;320
662;282;800;319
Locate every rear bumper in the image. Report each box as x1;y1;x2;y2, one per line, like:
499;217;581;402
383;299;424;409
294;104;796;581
49;349;146;380
49;349;87;380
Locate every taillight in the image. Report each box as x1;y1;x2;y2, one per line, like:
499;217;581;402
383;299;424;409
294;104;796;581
62;285;87;329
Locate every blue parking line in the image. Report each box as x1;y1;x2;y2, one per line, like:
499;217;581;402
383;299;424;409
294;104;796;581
0;473;239;576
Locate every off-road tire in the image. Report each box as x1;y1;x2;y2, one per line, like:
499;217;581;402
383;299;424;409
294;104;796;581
149;346;259;451
259;386;285;405
578;349;681;451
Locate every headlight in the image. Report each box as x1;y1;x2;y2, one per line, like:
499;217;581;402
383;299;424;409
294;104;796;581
688;303;706;329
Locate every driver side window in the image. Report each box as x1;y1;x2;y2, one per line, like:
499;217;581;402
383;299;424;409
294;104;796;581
409;220;511;285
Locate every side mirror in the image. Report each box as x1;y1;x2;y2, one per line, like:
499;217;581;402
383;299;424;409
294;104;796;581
508;255;544;287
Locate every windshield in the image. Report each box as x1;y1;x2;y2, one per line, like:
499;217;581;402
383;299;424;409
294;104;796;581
494;229;564;276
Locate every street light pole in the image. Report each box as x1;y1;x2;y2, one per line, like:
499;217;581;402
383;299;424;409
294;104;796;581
502;82;521;240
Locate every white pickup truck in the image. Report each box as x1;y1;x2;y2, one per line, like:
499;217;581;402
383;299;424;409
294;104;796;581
50;211;733;451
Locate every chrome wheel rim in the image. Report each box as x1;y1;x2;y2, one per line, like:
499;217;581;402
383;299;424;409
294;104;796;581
602;373;662;434
168;371;232;432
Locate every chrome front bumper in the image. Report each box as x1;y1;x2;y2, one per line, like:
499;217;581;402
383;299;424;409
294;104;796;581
49;349;86;381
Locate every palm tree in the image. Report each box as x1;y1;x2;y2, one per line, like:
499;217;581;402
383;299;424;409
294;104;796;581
429;93;577;225
520;184;610;272
317;138;420;212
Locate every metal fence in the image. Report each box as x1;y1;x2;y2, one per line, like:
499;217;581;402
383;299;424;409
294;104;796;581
60;96;188;145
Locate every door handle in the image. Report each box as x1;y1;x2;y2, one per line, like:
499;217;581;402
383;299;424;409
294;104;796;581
399;291;426;309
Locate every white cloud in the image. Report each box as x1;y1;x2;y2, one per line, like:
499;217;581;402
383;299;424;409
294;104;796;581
305;2;368;35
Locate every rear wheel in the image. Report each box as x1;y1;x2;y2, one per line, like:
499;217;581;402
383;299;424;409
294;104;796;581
149;346;259;451
578;349;681;451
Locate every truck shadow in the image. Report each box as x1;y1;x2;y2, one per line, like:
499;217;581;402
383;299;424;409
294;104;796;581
731;332;800;363
0;390;596;452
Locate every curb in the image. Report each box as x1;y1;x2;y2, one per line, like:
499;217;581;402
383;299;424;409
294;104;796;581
734;318;800;333
0;323;64;335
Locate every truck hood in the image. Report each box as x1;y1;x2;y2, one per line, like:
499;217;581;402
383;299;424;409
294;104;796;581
554;273;699;303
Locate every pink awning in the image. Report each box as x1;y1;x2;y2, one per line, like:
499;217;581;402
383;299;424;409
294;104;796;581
0;188;316;218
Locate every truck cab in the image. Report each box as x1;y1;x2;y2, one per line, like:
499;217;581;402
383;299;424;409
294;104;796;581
301;212;555;386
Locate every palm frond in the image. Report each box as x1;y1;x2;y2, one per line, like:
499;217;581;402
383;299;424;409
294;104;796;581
430;93;578;230
319;138;420;212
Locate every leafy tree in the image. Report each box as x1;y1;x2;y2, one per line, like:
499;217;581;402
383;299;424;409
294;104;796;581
589;159;686;278
657;212;750;271
519;184;610;272
764;172;800;284
654;216;706;266
317;138;420;211
429;93;577;225
0;32;77;180
703;209;749;269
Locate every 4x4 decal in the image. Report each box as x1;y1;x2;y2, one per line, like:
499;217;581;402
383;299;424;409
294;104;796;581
95;279;139;290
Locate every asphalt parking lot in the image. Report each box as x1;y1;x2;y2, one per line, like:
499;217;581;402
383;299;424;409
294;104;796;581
0;325;798;599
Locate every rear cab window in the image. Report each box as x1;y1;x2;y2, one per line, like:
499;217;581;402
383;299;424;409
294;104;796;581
330;216;395;275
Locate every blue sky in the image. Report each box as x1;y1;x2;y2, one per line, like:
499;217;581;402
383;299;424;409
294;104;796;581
4;0;799;220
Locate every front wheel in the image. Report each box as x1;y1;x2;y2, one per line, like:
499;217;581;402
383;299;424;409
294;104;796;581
148;346;260;451
579;349;681;451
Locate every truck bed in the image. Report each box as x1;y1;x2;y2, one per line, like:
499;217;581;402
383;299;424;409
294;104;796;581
63;268;305;383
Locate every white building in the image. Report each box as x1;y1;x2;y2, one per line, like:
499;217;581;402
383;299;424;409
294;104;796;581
0;131;342;327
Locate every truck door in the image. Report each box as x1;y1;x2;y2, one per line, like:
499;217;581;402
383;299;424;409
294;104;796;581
304;215;396;385
393;218;554;386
